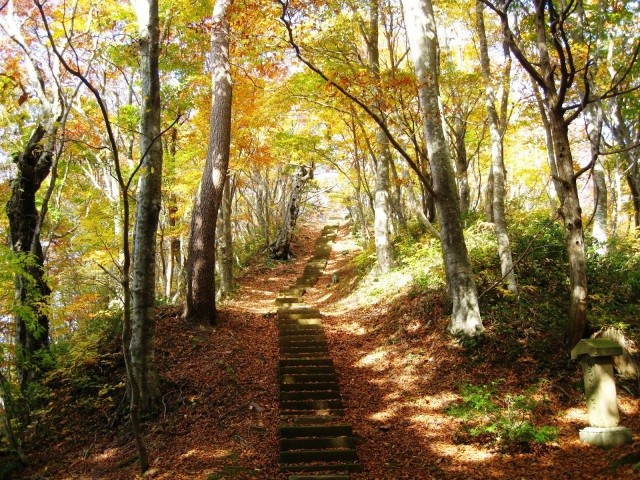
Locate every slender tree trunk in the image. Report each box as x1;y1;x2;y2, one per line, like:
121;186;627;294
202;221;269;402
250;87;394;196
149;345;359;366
130;0;162;412
402;0;483;336
367;0;395;273
592;160;608;249
218;175;235;297
352;120;371;245
484;167;494;222
184;0;234;325
268;165;313;260
476;1;517;293
373;131;396;272
451;115;471;215
389;157;407;231
607;96;640;234
531;81;560;211
164;198;180;299
584;102;608;251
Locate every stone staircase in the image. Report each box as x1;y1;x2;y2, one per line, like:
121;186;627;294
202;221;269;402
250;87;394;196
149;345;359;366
276;225;361;480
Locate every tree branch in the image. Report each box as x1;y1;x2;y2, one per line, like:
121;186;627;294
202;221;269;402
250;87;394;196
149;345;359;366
276;0;436;198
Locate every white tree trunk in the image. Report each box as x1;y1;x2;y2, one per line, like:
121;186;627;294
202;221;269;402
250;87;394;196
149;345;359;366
402;0;483;336
367;0;395;273
476;1;517;293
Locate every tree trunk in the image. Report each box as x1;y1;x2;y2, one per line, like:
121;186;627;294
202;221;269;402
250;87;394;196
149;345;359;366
183;0;234;325
484;167;494;223
549;110;588;348
367;0;395;273
492;0;590;347
218;175;235;297
607;95;639;234
130;0;162;412
268;165;313;260
451;115;471;215
164;198;181;299
476;1;517;293
402;0;483;336
389;156;407;232
373;131;396;272
592;159;608;250
6;125;53;391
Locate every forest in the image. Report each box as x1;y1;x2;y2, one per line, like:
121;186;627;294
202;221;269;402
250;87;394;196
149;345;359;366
0;0;639;478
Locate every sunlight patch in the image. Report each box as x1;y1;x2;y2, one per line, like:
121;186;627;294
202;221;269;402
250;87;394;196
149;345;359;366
559;407;590;423
334;321;368;335
370;407;399;422
94;448;118;461
357;349;388;366
432;441;494;462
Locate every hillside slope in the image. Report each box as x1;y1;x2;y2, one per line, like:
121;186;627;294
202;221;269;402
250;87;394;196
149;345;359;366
12;221;639;479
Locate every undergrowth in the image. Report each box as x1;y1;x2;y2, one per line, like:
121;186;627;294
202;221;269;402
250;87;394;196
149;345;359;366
447;381;558;451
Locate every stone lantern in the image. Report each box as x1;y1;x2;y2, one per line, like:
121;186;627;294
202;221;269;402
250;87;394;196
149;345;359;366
571;338;633;448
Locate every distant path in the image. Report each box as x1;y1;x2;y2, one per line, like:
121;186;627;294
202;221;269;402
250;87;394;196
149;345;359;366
276;225;361;480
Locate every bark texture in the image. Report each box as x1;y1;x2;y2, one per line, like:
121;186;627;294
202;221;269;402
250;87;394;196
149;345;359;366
218;177;235;297
131;0;162;412
402;0;483;336
6;126;53;391
184;0;234;325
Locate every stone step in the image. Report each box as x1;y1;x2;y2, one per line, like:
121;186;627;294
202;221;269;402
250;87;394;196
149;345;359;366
278;307;320;315
280;358;334;367
288;475;350;480
281;382;340;392
291;416;345;425
281;288;306;296
278;318;324;326
281;391;342;402
279;335;327;343
280;448;358;464
280;462;361;474
280;338;328;351
281;425;353;438
281;373;338;384
277;312;322;320
277;310;322;318
280;399;344;411
281;436;355;451
280;346;330;355
276;296;302;302
279;365;335;375
280;334;327;344
280;342;329;350
282;409;346;417
281;353;333;361
279;328;325;337
277;302;308;308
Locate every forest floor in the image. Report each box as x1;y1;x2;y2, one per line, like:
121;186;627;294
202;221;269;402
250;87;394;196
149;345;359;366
14;217;640;479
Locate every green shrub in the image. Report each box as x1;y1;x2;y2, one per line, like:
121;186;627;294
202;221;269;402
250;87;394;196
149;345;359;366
447;381;558;448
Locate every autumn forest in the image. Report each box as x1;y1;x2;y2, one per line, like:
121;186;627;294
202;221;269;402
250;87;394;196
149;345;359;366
1;0;639;478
